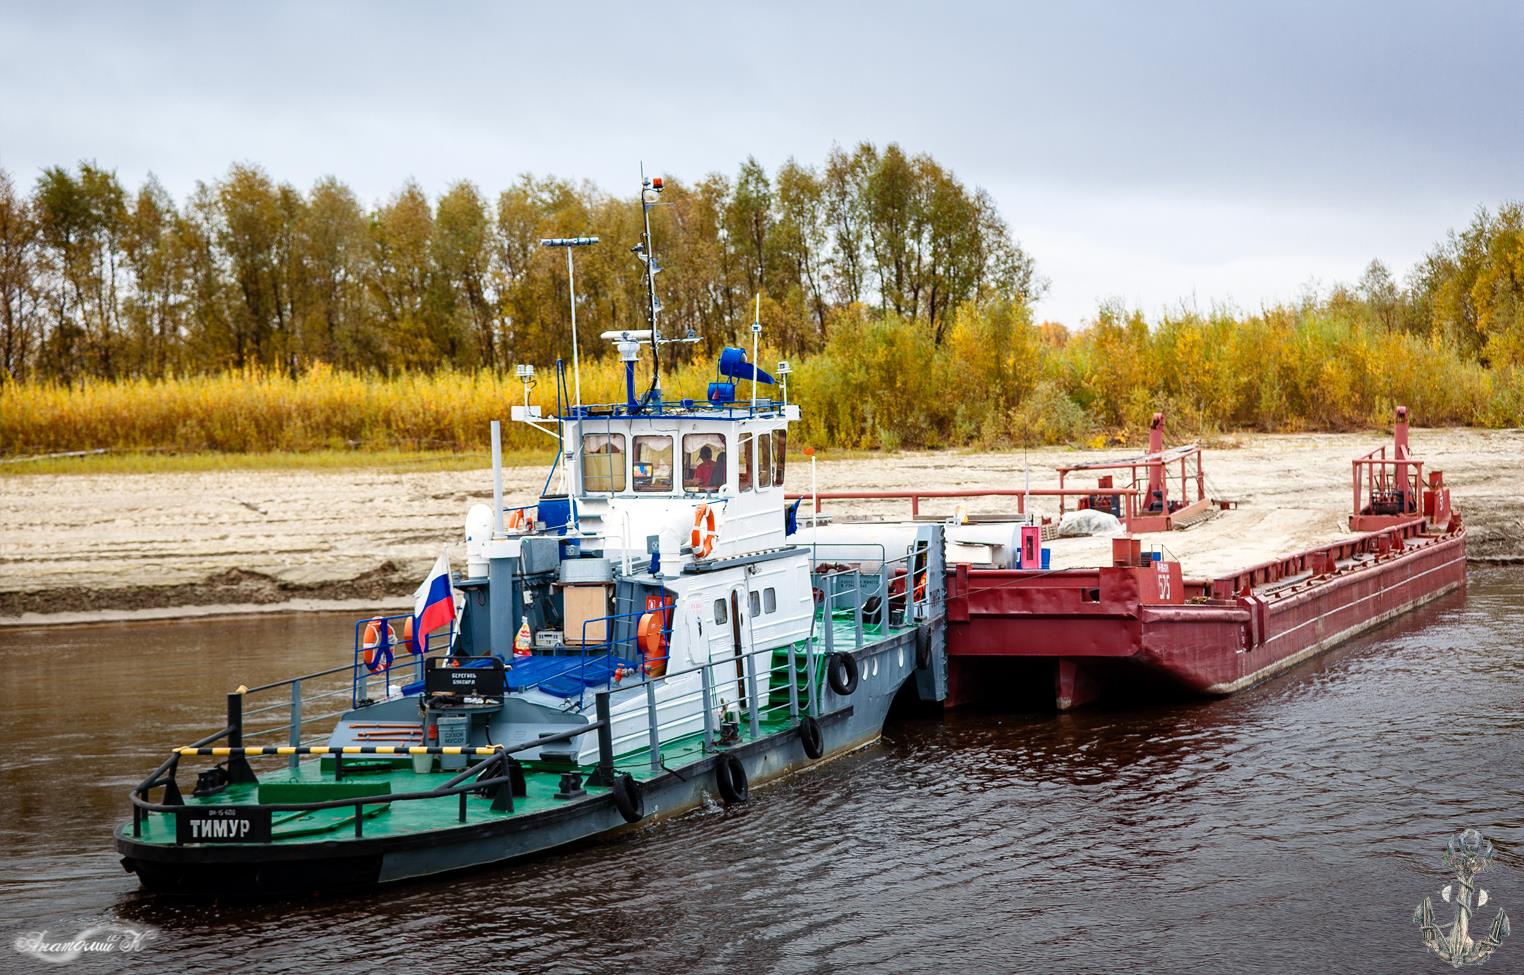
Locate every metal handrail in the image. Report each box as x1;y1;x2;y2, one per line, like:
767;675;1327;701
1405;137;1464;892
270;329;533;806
245;661;354;695
129;715;613;841
130;559;925;842
787;486;1132;518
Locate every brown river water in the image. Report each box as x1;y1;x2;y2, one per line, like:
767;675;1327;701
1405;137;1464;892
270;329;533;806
2;566;1521;974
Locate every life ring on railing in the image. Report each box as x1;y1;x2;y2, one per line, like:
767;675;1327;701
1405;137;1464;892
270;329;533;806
691;503;719;559
637;611;668;678
361;619;396;672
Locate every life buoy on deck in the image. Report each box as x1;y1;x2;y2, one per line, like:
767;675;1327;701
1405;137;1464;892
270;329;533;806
691;503;718;559
361;619;397;672
638;611;668;678
507;508;528;531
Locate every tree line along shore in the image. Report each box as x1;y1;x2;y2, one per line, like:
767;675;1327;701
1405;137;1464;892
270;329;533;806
1;145;1521;459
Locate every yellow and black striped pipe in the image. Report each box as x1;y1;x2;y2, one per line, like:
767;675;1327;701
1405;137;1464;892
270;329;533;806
175;745;506;757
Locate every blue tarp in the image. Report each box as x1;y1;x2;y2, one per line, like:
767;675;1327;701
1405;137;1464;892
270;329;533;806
505;653;639;698
401;653;638;700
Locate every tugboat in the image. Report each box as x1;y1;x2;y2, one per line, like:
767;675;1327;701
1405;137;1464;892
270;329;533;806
116;171;947;895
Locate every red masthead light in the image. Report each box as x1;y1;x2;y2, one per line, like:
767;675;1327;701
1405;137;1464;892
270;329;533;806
651;177;664;189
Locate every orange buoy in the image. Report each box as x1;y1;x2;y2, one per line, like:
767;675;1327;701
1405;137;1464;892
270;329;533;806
361;618;397;672
637;611;668;677
690;503;718;559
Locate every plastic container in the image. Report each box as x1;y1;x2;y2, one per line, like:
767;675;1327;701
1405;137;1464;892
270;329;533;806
435;714;470;771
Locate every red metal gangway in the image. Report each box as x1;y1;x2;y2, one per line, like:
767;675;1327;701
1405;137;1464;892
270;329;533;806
1055;411;1213;533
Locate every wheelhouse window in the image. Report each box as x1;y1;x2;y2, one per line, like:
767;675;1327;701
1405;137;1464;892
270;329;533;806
757;431;773;489
749;590;761;616
632;435;674;492
772;429;786;486
683;433;726;491
581;433;626;493
738;433;754;492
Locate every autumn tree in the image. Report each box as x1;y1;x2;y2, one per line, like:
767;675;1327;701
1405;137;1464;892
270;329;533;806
0;170;41;379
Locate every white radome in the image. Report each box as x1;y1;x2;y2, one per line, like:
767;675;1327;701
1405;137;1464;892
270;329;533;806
464;503;494;577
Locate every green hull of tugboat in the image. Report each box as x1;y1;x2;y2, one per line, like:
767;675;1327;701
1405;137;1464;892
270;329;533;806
118;616;945;896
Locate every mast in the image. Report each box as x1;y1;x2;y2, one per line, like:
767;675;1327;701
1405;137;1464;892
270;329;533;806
539;236;599;411
637;164;665;403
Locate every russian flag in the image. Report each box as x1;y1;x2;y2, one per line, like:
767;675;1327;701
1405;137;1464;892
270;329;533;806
412;552;455;655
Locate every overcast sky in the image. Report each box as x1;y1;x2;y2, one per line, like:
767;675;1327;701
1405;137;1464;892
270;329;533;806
2;1;1519;327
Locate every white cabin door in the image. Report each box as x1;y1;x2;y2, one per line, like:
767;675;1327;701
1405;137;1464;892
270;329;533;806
728;587;749;716
696;586;747;712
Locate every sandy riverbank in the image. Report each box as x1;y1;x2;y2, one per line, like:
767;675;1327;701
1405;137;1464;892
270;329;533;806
2;428;1520;625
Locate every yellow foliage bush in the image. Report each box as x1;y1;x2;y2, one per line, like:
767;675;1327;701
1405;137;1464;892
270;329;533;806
2;303;1519;458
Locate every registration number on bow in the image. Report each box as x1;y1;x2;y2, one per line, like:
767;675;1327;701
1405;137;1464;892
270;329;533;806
176;806;272;844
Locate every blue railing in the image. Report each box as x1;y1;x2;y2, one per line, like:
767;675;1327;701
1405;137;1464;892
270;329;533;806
556;396;783;421
351;613;454;707
564;602;673;706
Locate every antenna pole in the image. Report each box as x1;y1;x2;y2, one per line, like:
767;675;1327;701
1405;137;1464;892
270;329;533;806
640;163;663;402
1023;424;1031;523
750;293;760;412
539;236;599;411
491;420;504;537
567;247;582;409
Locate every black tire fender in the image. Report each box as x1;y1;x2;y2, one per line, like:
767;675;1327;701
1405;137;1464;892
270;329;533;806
798;716;825;760
862;594;883;625
715;751;749;804
611;773;645;823
915;624;933;669
827;651;860;696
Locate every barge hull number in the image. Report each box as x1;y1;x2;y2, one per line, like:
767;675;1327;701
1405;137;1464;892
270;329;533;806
176;807;273;844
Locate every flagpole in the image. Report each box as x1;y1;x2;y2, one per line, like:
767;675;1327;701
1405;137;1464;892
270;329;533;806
750;292;760;412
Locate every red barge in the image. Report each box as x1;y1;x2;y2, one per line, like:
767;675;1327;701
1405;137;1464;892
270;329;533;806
798;407;1466;709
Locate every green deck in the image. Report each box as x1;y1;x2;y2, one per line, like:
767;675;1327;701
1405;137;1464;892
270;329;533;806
130;608;908;847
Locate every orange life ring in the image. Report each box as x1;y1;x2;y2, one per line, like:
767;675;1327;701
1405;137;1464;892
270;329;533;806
637;611;668;677
690;503;718;559
361;618;397;671
507;508;527;531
